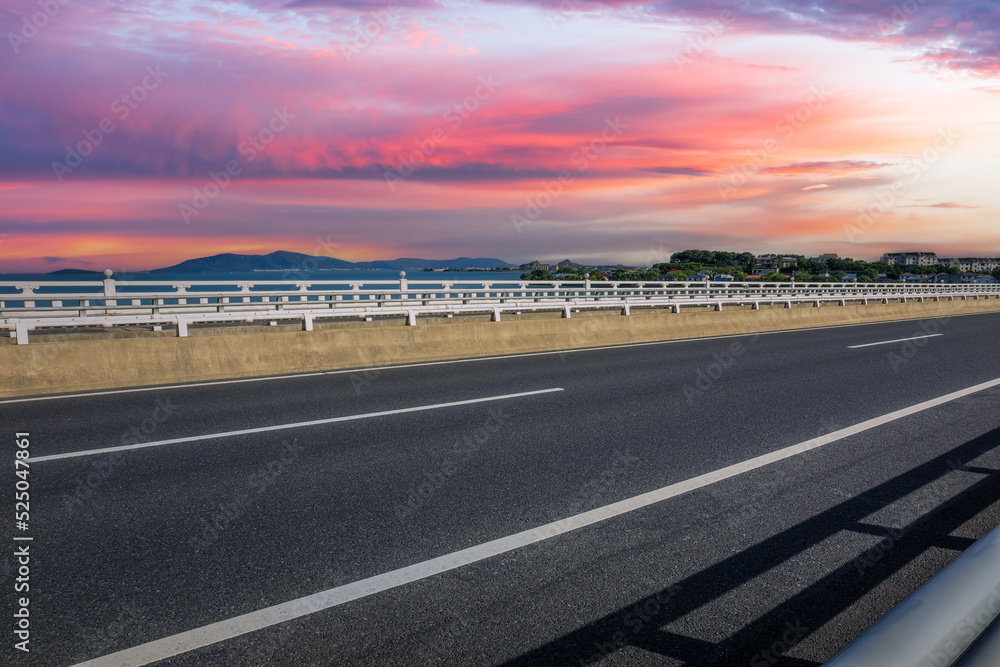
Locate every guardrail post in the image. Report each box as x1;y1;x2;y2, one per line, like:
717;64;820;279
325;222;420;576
302;313;313;331
236;283;252;305
406;309;416;326
176;316;188;337
398;271;408;298
104;269;118;315
562;305;571;318
17;285;39;309
491;307;501;322
621;304;630;316
296;283;309;305
102;269;116;297
14;321;28;345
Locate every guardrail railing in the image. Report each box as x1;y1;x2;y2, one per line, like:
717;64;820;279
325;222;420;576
2;273;998;344
824;521;1000;666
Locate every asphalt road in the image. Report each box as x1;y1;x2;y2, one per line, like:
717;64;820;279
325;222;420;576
4;310;1000;666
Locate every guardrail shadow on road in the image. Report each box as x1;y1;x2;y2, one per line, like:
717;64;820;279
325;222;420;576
500;427;1000;666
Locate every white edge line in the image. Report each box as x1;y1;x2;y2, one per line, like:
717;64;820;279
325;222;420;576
72;375;1000;667
0;371;330;404
4;309;993;404
847;333;943;349
28;388;563;463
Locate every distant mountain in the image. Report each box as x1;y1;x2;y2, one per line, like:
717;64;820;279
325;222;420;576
150;251;517;273
47;268;105;275
353;257;518;270
150;251;354;273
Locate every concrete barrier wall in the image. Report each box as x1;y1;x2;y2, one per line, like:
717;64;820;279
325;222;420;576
4;298;1000;398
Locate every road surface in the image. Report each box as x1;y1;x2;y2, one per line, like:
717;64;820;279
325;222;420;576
5;310;1000;666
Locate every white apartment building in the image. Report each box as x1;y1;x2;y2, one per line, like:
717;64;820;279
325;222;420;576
938;257;1000;272
881;252;938;266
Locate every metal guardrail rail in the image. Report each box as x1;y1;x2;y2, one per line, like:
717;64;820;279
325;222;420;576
3;274;999;344
824;521;1000;666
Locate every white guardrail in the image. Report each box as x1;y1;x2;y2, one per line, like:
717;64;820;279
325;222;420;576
2;273;999;345
824;521;1000;667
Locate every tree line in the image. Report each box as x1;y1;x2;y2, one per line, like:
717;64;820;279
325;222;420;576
519;250;999;282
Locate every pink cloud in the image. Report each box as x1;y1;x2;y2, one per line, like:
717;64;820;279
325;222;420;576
2;0;998;272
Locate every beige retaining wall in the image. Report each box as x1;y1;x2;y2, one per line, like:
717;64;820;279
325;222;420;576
3;298;1000;398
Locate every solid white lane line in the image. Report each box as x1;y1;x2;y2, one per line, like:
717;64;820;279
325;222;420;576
848;333;943;349
0;371;331;405
72;376;1000;667
29;388;563;463
6;310;993;405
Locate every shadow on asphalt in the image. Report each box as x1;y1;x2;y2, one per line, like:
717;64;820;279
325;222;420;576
499;427;1000;666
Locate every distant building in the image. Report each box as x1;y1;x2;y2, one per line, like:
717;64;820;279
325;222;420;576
938;257;1000;273
933;273;962;284
881;252;938;266
757;255;798;271
713;274;734;281
934;272;998;284
816;253;839;262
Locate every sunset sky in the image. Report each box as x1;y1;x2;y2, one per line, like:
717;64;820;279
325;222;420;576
2;0;999;272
